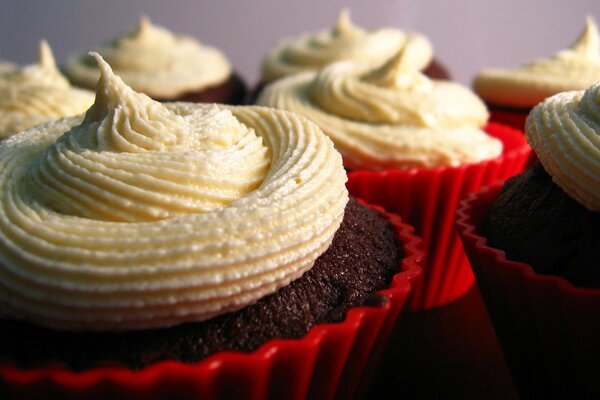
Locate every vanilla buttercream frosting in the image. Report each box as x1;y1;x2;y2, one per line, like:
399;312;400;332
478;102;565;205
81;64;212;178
525;81;600;211
0;41;94;139
0;53;348;331
63;17;232;99
0;61;17;75
474;17;600;108
258;49;500;170
261;9;433;83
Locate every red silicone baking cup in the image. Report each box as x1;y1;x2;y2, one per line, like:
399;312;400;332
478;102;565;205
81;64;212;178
456;184;600;399
0;202;424;400
346;122;531;310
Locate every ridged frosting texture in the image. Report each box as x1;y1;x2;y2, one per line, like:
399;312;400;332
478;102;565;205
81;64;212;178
261;9;433;83
258;49;500;170
525;81;600;211
0;41;94;139
63;17;232;99
0;53;348;331
474;17;600;108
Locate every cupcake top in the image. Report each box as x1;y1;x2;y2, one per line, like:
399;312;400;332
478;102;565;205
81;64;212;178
526;80;600;211
474;17;600;109
63;17;232;99
0;53;348;331
0;61;17;74
261;9;433;83
0;41;94;139
258;49;500;170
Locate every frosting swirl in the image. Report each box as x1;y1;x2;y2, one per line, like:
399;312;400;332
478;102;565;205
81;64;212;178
261;9;433;83
64;17;232;99
0;41;94;139
0;54;348;331
525;81;600;211
258;49;500;170
475;17;600;108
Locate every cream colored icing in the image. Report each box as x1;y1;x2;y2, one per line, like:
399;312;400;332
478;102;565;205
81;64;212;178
0;53;348;331
258;49;500;170
0;41;94;139
525;81;600;211
261;9;433;83
63;17;232;99
0;61;17;75
474;17;600;108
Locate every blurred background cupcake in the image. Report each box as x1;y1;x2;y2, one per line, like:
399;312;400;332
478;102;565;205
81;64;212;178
258;49;531;309
252;9;449;101
63;17;247;104
457;79;600;399
474;17;600;131
0;41;94;139
0;54;423;399
0;61;17;74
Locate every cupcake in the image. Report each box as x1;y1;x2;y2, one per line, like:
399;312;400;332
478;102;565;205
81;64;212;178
258;49;531;309
456;81;600;398
63;16;246;104
0;41;94;139
474;16;600;130
253;9;449;101
0;61;17;74
0;53;423;399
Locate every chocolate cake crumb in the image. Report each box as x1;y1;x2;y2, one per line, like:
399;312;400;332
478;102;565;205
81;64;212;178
482;163;600;288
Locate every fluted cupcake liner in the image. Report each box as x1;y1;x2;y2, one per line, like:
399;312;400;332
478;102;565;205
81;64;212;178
0;202;424;400
456;184;600;399
346;122;531;310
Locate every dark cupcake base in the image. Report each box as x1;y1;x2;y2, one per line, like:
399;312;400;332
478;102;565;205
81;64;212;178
422;58;450;80
156;72;247;105
482;163;600;288
0;198;402;371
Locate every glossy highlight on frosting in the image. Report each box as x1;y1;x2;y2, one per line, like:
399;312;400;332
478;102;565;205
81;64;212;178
475;17;600;108
64;17;232;99
0;41;94;139
0;53;348;331
525;80;600;211
258;49;500;170
261;9;433;83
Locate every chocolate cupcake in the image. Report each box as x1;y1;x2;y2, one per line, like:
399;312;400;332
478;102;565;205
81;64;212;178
253;9;449;101
0;54;422;399
474;17;600;130
258;49;531;309
456;79;600;398
0;41;94;139
63;17;246;104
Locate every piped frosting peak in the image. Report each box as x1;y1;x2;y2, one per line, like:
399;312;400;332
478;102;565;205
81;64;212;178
259;52;498;170
475;17;600;108
64;18;231;98
261;8;433;83
0;41;94;138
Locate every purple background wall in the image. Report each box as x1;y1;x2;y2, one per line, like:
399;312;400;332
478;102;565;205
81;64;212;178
1;0;599;85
